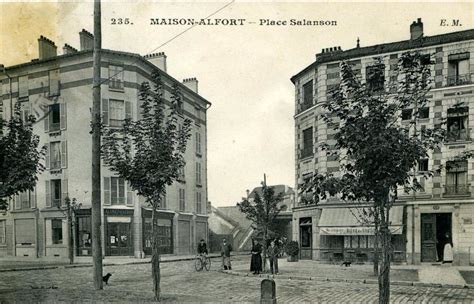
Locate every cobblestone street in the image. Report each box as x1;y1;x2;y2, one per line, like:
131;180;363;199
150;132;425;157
0;257;473;303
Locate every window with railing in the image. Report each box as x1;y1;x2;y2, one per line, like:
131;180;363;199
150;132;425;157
110;177;125;205
300;80;313;112
447;53;471;87
109;65;124;90
109;99;125;127
445;160;469;195
447;106;469;142
366;64;385;92
51;179;62;207
300;127;313;158
50;104;60;131
179;189;185;212
50;141;61;169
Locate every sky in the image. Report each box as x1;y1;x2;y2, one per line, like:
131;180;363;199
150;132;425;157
1;1;473;206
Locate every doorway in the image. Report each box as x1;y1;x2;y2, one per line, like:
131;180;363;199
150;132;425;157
106;222;132;256
421;213;452;262
299;218;312;260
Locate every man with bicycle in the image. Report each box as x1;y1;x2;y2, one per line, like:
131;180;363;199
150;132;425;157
197;239;208;263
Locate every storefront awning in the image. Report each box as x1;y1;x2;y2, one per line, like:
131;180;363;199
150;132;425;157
318;206;403;235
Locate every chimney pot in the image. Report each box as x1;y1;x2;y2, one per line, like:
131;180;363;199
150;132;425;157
182;77;198;93
410;18;423;40
145;52;167;72
38;35;57;60
79;29;94;51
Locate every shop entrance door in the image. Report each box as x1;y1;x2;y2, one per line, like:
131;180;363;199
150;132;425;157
421;213;452;262
299;218;312;260
106;222;132;256
421;214;437;262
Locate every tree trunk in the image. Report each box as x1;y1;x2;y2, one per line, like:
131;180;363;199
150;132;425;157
68;210;74;264
373;228;379;276
262;230;267;272
378;202;392;304
378;224;391;304
151;206;161;301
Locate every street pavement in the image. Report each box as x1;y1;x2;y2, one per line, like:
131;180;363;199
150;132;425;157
0;256;473;303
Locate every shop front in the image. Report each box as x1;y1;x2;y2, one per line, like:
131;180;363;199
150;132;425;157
142;208;174;256
105;209;134;256
317;206;406;263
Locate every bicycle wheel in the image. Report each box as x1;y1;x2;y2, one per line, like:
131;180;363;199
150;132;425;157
204;257;211;271
194;258;203;271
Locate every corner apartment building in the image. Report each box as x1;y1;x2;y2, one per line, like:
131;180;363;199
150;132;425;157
0;29;210;259
291;19;474;265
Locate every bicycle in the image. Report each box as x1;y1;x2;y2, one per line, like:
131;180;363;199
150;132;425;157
194;255;211;271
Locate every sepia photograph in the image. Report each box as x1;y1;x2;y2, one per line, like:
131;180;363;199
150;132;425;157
0;0;473;303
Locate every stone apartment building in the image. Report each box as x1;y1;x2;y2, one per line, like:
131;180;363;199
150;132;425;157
0;29;210;259
291;19;474;265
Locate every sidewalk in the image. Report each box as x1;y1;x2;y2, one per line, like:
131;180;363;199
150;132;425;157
225;258;474;289
0;252;248;272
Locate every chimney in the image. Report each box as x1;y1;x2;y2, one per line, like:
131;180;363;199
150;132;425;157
63;43;78;55
144;52;167;72
410;18;423;40
38;35;57;60
79;29;94;51
183;77;198;93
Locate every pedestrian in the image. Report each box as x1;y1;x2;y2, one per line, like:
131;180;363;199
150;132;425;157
267;240;279;275
221;238;233;270
443;233;453;264
250;239;262;275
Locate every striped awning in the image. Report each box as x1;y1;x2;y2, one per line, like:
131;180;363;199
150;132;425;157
318;206;403;235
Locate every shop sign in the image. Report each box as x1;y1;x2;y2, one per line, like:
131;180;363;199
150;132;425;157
319;226;402;235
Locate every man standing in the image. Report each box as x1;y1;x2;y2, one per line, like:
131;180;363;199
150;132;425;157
267;240;279;275
221;238;233;270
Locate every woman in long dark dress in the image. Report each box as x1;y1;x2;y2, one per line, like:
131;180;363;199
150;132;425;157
250;239;263;274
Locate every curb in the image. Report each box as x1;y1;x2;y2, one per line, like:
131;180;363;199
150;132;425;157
222;270;470;289
0;253;246;273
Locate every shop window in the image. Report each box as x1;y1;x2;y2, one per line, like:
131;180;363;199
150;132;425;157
77;216;91;255
445;160;469;195
52;219;63;244
447;53;471;86
366;64;385;92
447;106;469;141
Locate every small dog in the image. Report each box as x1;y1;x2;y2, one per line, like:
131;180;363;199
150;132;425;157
103;273;112;285
341;261;352;267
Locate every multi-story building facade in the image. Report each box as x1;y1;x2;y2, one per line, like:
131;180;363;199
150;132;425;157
0;29;210;259
292;19;474;265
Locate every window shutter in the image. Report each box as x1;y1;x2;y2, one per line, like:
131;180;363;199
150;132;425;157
125;101;132;120
61;179;68;207
45;142;50;169
60;103;67;130
45;180;51;207
30;187;36;209
126;182;134;206
61;141;67;169
104;177;111;205
14;194;21;210
102;99;109;125
44;108;50;132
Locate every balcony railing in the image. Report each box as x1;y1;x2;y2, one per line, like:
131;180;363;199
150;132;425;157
446;74;472;87
444;184;470;195
446;130;470;142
